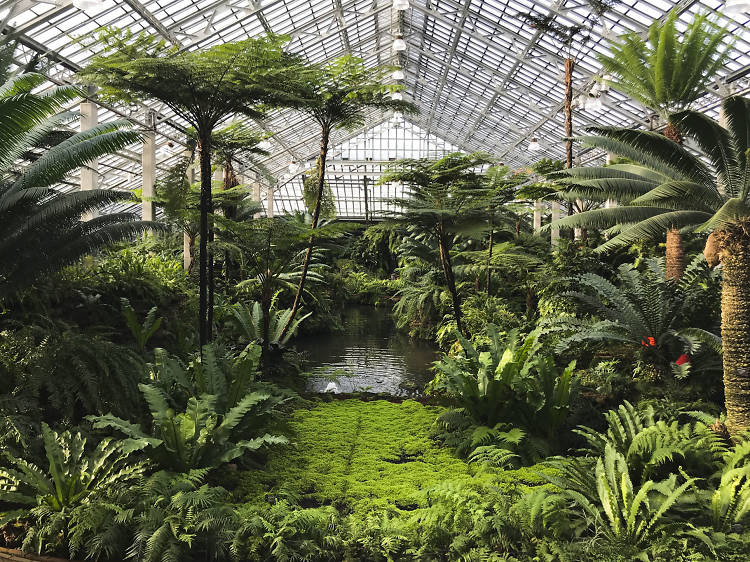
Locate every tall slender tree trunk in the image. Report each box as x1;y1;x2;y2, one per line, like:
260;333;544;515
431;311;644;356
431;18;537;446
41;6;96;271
486;222;494;296
564;58;574;170
438;234;464;337
198;135;213;348
280;125;330;341
716;222;750;435
665;228;686;280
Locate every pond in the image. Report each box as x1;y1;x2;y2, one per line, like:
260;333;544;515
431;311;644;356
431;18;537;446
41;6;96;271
296;305;440;395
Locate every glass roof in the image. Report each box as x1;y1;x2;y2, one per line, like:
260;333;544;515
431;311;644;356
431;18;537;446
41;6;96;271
3;0;750;218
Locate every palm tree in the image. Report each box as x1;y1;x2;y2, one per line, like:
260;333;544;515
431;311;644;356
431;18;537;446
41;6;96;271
278;55;415;341
598;10;730;143
80;30;306;347
597;9;731;275
381;152;493;336
548;96;750;434
0;68;154;301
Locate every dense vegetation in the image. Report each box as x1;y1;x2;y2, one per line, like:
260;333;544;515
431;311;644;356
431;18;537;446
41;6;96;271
1;8;750;562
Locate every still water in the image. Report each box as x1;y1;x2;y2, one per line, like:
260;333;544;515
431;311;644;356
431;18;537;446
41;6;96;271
296;306;439;395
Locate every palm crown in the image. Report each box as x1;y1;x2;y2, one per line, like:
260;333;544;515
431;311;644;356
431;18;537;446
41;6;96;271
547;96;750;252
597;10;731;122
0;69;154;300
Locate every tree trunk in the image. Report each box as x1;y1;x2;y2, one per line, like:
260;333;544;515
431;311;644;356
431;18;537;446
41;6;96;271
280;126;330;341
564;58;574;170
717;222;750;435
664;121;683;144
665;228;686;280
439;235;464;337
486;223;494;296
198;135;213;348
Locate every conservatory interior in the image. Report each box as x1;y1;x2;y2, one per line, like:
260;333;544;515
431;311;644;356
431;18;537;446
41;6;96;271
2;0;750;560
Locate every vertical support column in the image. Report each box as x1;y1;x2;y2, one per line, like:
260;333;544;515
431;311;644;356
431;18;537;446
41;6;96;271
252;178;262;218
184;148;195;271
141;109;156;222
80;92;98;221
605;153;617;209
266;186;275;218
550;201;560;246
533;200;542;233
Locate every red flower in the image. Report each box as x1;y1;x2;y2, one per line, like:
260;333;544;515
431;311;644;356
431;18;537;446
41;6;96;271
641;336;656;347
675;354;690;366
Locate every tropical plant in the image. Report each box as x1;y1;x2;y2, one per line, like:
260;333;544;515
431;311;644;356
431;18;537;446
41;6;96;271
709;440;750;532
0;321;146;422
431;325;575;448
90;382;287;472
538;444;707;559
280;55;415;341
597;9;731;142
539;258;721;378
0;66;154;301
228;301;311;348
382;152;494;336
551;102;750;418
575;401;728;485
121;297;162;352
127;469;237;562
81;30;306;346
0;423;145;556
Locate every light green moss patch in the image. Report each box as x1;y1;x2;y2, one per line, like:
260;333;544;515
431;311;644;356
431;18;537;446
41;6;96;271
237;399;479;514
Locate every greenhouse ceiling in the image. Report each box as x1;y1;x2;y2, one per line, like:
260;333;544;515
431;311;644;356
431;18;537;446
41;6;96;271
2;0;750;218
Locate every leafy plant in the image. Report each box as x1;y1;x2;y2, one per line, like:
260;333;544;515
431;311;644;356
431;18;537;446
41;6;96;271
382;152;496;336
228;301;311;348
597;9;730;141
121;297;162;352
127;469;237;562
708;439;750;532
90;382;287;472
0;65;154;301
431;326;575;451
539;258;720;377
0;423;144;556
539;444;708;559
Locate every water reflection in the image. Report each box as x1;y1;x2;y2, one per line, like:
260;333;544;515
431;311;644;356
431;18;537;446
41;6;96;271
296;306;439;395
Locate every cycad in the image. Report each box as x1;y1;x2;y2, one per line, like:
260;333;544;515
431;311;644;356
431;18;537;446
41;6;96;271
597;9;730;142
539;258;720;376
550;96;750;432
0;69;155;301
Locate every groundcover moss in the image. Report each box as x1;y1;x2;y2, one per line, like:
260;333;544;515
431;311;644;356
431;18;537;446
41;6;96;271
236;399;554;516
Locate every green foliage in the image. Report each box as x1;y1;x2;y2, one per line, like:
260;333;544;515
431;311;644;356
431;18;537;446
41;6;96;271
121;297;162;352
547;95;750;250
597;9;731;119
127;470;237;562
237;399;476;515
431;326;575;448
437;294;521;347
539;444;708;559
710;440;750;532
228;301;311;347
539;258;720;376
0;322;145;423
90;379;287;472
302;168;336;219
0;64;155;301
0;423;144;556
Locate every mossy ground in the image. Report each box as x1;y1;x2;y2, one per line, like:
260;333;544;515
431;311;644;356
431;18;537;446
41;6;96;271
236;398;554;516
